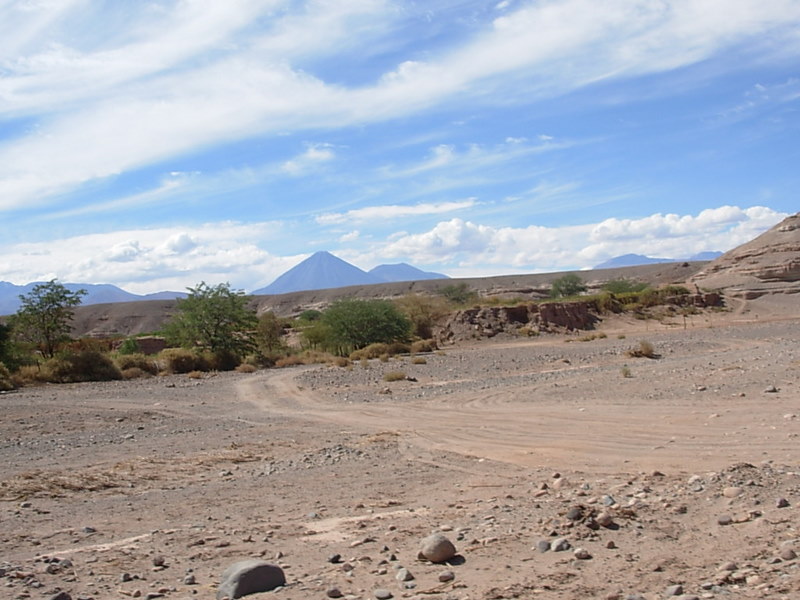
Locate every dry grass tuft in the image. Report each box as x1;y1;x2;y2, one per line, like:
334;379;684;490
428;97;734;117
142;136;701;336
383;371;407;382
625;340;657;358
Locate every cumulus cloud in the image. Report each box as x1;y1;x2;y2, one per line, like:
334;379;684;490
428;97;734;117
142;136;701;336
281;143;336;175
379;206;789;272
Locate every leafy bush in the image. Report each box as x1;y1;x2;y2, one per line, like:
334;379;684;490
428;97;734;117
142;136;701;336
550;274;587;298
0;362;15;391
316;299;411;356
297;309;322;322
115;353;159;375
160;348;211;374
383;371;407;382
44;351;122;383
602;279;649;294
117;337;140;355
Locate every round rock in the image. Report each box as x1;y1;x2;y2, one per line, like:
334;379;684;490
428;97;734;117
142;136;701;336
374;589;393;600
216;560;286;600
418;533;457;563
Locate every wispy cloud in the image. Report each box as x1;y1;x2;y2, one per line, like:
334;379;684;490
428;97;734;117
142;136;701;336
316;199;478;225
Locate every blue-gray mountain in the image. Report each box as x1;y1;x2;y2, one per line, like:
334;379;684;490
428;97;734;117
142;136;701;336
594;252;722;270
251;251;448;295
0;282;186;316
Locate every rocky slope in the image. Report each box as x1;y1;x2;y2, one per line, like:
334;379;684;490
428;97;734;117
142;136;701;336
690;213;800;298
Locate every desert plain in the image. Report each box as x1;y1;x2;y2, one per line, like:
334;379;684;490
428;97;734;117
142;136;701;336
1;298;799;600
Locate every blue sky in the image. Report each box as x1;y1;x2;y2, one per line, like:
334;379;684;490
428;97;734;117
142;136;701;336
1;0;798;294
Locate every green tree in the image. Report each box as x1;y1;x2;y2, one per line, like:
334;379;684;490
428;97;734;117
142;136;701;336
314;299;411;355
165;282;257;358
549;274;587;299
255;311;285;355
438;282;478;306
11;280;86;358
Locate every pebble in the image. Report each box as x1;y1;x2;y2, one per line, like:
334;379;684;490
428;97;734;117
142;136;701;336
764;385;778;393
536;540;551;553
717;515;733;526
374;589;393;600
438;570;455;582
776;497;790;508
326;587;344;598
722;487;743;498
664;583;683;596
779;548;797;561
395;567;414;582
573;547;592;560
418;533;457;563
551;537;571;552
596;512;615;528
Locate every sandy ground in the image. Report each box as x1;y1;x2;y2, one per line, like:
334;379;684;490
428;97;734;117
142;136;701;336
1;305;799;600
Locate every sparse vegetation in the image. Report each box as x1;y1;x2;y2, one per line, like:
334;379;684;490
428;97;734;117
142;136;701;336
0;362;15;391
602;278;649;294
160;348;212;374
310;299;412;356
626;340;657;359
411;356;427;364
395;294;450;338
114;353;159;375
550;274;587;299
43;350;122;383
621;365;632;378
438;283;478;306
383;371;407;382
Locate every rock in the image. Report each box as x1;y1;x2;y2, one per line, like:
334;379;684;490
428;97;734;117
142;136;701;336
536;540;551;553
326;587;344;598
438;570;455;582
565;506;583;521
551;537;571;552
374;589;393;600
722;487;743;498
152;555;166;567
776;497;790;508
664;583;683;596
183;574;196;585
779;548;797;561
327;553;342;564
573;548;592;560
418;533;457;563
717;515;733;526
596;512;615;528
395;567;414;582
49;593;72;600
719;561;737;571
215;560;286;600
764;385;779;393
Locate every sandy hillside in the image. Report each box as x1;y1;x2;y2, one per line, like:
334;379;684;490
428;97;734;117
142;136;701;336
1;302;798;600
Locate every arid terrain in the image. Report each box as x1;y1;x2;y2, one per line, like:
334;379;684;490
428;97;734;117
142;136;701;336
1;296;798;600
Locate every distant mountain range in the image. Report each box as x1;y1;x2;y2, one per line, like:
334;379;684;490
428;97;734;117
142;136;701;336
251;251;449;295
593;252;722;270
0;282;186;316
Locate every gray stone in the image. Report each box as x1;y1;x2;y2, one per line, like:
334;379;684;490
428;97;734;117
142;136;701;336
216;560;285;600
776;497;790;508
551;537;570;552
664;583;683;596
717;514;733;526
326;587;344;598
395;567;414;582
573;547;591;560
565;506;583;521
49;593;72;600
418;533;457;563
438;570;455;582
374;589;393;600
536;539;551;553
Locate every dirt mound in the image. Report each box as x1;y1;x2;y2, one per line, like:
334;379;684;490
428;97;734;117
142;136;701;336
690;212;800;298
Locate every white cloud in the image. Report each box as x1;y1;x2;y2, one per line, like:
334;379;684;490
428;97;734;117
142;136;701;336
339;230;360;243
1;0;798;211
281;143;336;175
316;199;478;225
378;206;789;271
0;221;293;294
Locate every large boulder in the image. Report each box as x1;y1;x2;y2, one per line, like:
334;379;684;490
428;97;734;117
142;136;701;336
216;560;286;600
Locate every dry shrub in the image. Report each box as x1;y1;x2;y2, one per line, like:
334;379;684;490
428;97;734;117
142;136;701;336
350;343;389;361
621;365;633;378
333;356;351;368
383;371;407;382
378;353;390;363
275;354;305;368
115;353;159;375
626;340;657;358
187;370;204;379
121;367;150;380
411;357;427;365
209;350;240;372
410;339;437;354
160;348;211;374
235;363;257;373
360;357;369;369
0;362;15;391
44;351;122;383
11;365;45;386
